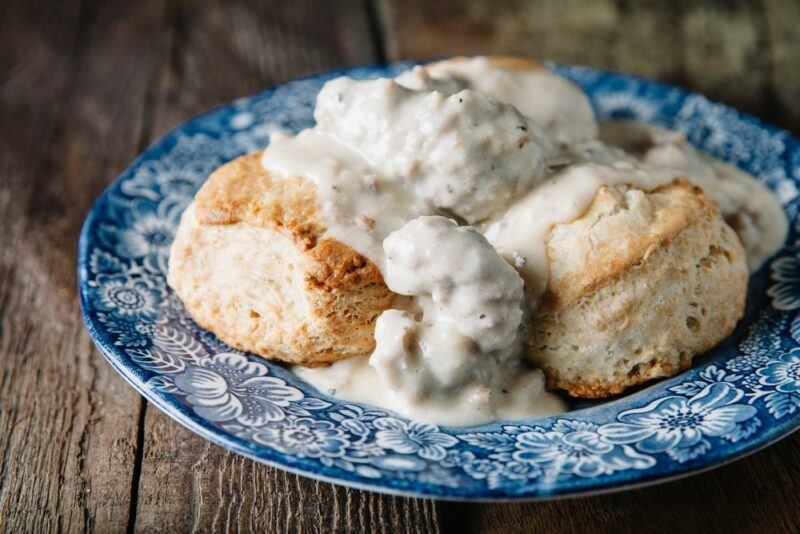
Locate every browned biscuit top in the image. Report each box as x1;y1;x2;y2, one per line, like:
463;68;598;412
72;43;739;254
193;151;383;292
545;179;715;309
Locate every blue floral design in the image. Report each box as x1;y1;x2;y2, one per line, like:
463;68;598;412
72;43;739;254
496;459;541;480
171;352;303;425
512;420;654;476
739;372;765;392
729;352;774;374
328;404;384;437
251;418;348;459
462;458;499;479
677;94;786;171
122;134;225;202
730;310;789;373
599;384;757;461
128;159;208;202
89;273;165;321
769;254;800;310
668;365;741;397
374;418;458;461
97;312;155;347
116;211;175;259
99;199;182;274
439;449;476;468
758;349;800;393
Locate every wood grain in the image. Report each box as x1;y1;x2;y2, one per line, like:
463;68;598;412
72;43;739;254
147;0;382;137
131;1;440;532
763;0;800;130
681;0;771;119
0;0;172;530
381;0;684;81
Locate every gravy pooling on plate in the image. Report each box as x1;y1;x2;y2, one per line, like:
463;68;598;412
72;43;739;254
260;57;787;425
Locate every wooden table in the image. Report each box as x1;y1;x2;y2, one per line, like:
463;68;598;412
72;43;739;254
2;0;800;531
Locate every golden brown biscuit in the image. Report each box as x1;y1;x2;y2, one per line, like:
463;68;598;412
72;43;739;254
167;152;394;366
525;180;748;397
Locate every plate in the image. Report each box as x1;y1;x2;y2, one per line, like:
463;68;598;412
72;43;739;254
78;61;800;500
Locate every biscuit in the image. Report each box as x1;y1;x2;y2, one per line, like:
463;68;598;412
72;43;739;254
167;152;394;366
525;180;748;397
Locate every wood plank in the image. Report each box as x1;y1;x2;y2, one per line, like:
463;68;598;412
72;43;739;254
0;0;173;530
133;1;441;531
381;0;684;82
763;0;800;131
681;0;771;122
149;0;383;137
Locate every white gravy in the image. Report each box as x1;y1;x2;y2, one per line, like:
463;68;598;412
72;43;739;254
264;76;551;268
483;161;680;302
261;57;788;426
396;57;598;144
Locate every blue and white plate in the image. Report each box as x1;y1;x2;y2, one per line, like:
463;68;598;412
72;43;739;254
78;61;800;500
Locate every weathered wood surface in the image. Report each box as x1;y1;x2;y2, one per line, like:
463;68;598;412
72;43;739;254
1;0;800;532
0;0;169;530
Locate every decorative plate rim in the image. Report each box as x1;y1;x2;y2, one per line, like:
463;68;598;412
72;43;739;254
78;60;800;500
